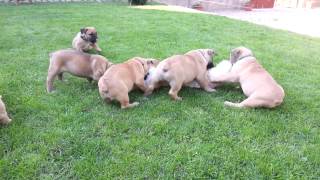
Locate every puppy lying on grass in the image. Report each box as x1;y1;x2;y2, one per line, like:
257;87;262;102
144;49;216;100
210;47;285;108
47;49;112;93
98;57;158;109
0;96;11;125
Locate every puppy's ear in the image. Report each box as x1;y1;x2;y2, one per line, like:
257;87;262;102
207;61;215;69
147;60;154;65
207;49;215;56
107;62;113;69
230;48;242;64
237;49;242;55
80;28;87;34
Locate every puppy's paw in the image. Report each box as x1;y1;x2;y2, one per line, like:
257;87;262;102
174;96;183;101
224;101;242;108
122;102;140;109
1;118;12;125
47;89;56;93
224;101;233;106
7;119;12;124
132;102;139;106
205;88;216;93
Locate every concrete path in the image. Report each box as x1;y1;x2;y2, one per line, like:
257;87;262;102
214;8;320;38
133;5;320;38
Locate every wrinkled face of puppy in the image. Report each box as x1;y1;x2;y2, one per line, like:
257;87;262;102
230;47;253;64
197;49;216;69
80;27;98;44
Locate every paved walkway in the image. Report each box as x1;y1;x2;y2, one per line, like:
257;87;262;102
214;8;320;38
133;5;320;38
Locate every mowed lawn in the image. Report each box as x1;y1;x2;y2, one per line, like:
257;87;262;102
0;2;320;179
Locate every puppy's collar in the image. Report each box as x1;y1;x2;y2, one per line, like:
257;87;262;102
238;54;254;61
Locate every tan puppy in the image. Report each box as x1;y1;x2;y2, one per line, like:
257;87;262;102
98;57;158;109
47;49;112;93
211;47;285;108
0;96;11;125
72;27;102;52
144;49;216;100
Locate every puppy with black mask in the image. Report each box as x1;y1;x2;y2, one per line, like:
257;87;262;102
72;27;102;53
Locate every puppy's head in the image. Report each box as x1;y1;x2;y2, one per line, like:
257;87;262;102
80;27;98;44
230;47;253;64
187;49;216;69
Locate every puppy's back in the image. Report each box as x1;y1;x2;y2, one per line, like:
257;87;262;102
50;49;91;61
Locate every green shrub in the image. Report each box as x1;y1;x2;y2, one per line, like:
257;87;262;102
129;0;148;5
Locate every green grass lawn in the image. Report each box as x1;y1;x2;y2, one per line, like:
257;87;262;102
0;2;320;179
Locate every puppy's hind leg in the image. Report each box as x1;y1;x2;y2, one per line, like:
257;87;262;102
224;96;270;108
46;66;60;93
196;76;216;92
168;80;183;101
118;94;139;109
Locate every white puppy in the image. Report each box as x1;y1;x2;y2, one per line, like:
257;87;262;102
208;60;232;82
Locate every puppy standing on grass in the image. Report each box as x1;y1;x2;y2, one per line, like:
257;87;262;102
210;47;285;108
144;49;216;100
72;27;102;53
98;57;159;109
0;96;11;125
47;49;112;93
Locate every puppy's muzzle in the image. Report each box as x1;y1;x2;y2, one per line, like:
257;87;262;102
207;61;215;70
89;35;97;43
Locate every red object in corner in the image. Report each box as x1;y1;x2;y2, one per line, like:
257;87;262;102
193;6;204;11
242;3;253;11
249;0;275;8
